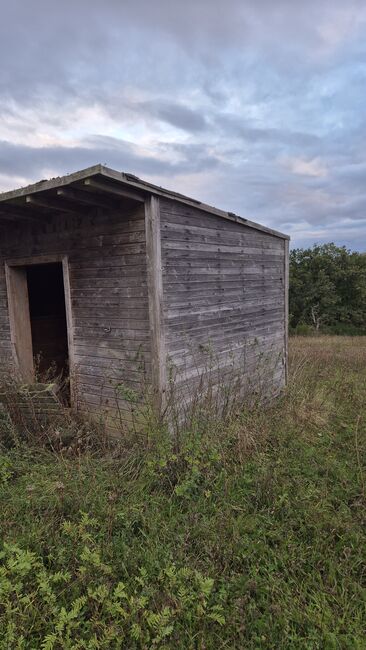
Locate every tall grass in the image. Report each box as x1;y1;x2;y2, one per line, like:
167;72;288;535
0;337;365;648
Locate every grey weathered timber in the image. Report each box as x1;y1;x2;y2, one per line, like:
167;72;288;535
284;239;289;384
0;166;289;430
0;203;150;426
145;196;167;413
160;198;287;405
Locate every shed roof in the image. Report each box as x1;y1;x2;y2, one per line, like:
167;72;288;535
0;164;289;240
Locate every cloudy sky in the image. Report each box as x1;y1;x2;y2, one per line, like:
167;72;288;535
1;0;366;249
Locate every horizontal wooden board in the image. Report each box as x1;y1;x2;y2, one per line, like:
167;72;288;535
70;287;148;298
161;221;284;248
73;326;150;341
73;341;150;355
161;199;286;403
0;203;150;428
70;266;147;280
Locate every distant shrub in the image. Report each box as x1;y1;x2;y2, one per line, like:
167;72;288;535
290;323;315;336
290;321;366;336
290;243;366;333
322;322;366;336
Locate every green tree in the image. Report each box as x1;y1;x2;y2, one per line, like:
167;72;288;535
289;243;366;332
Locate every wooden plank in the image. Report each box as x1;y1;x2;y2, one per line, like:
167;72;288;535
75;391;139;412
4;216;147;241
71;298;148;309
71;288;147;299
76;365;150;382
57;187;120;211
0;164;288;240
1;168;288;426
25;194;87;215
4;264;34;382
0;200;150;429
162;240;284;255
62;257;76;404
160;200;288;240
167;330;285;353
73;243;146;258
84;178;145;203
70;278;147;290
284;239;289;385
73;346;151;362
71;254;145;268
0;207;40;224
145;195;167;413
166;321;285;344
163;256;283;268
73;326;150;341
160;198;286;403
73;316;150;328
165;285;282;301
70;266;147;280
166;298;282;319
161;221;284;248
164;275;281;286
5;253;66;267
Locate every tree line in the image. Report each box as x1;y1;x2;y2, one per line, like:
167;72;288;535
289;243;366;335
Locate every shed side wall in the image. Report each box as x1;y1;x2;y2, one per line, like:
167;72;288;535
0;206;150;426
160;198;286;404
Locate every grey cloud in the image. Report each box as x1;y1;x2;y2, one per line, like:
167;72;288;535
214;114;321;149
99;99;208;134
2;0;366;104
0;139;166;181
1;135;366;251
0;136;220;188
136;101;207;133
1;1;366;250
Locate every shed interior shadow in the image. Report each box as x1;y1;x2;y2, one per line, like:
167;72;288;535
26;262;70;401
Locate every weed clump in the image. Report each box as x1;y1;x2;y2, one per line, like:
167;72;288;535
0;336;365;648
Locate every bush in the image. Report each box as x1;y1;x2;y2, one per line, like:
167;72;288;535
289;323;315;336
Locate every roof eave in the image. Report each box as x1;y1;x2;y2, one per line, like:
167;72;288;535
0;164;290;240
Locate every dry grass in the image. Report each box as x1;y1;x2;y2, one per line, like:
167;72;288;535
0;336;365;648
291;334;366;366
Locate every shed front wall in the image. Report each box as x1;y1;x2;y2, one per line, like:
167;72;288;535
0;205;150;425
160;198;287;405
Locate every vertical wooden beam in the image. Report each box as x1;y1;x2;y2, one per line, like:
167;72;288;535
62;256;76;406
145;196;167;414
4;264;34;382
284;239;289;384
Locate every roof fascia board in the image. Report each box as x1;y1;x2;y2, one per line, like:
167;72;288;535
99;166;289;240
0;164;289;240
0;165;105;202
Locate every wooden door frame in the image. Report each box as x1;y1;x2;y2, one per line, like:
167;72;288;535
4;254;75;401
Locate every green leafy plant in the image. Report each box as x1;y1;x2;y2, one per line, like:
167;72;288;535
0;336;365;648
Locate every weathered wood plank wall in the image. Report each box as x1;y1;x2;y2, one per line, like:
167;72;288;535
0;204;150;425
0;191;288;430
160;199;286;404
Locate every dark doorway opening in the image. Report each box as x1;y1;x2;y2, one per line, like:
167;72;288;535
26;263;70;402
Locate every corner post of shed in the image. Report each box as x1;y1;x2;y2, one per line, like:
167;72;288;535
145;195;167;417
284;238;289;384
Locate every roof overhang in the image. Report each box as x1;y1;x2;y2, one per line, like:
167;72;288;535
0;164;289;240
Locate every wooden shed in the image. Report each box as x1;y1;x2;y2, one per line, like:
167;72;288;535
0;165;289;428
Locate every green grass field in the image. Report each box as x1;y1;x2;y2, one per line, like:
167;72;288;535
0;337;365;649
